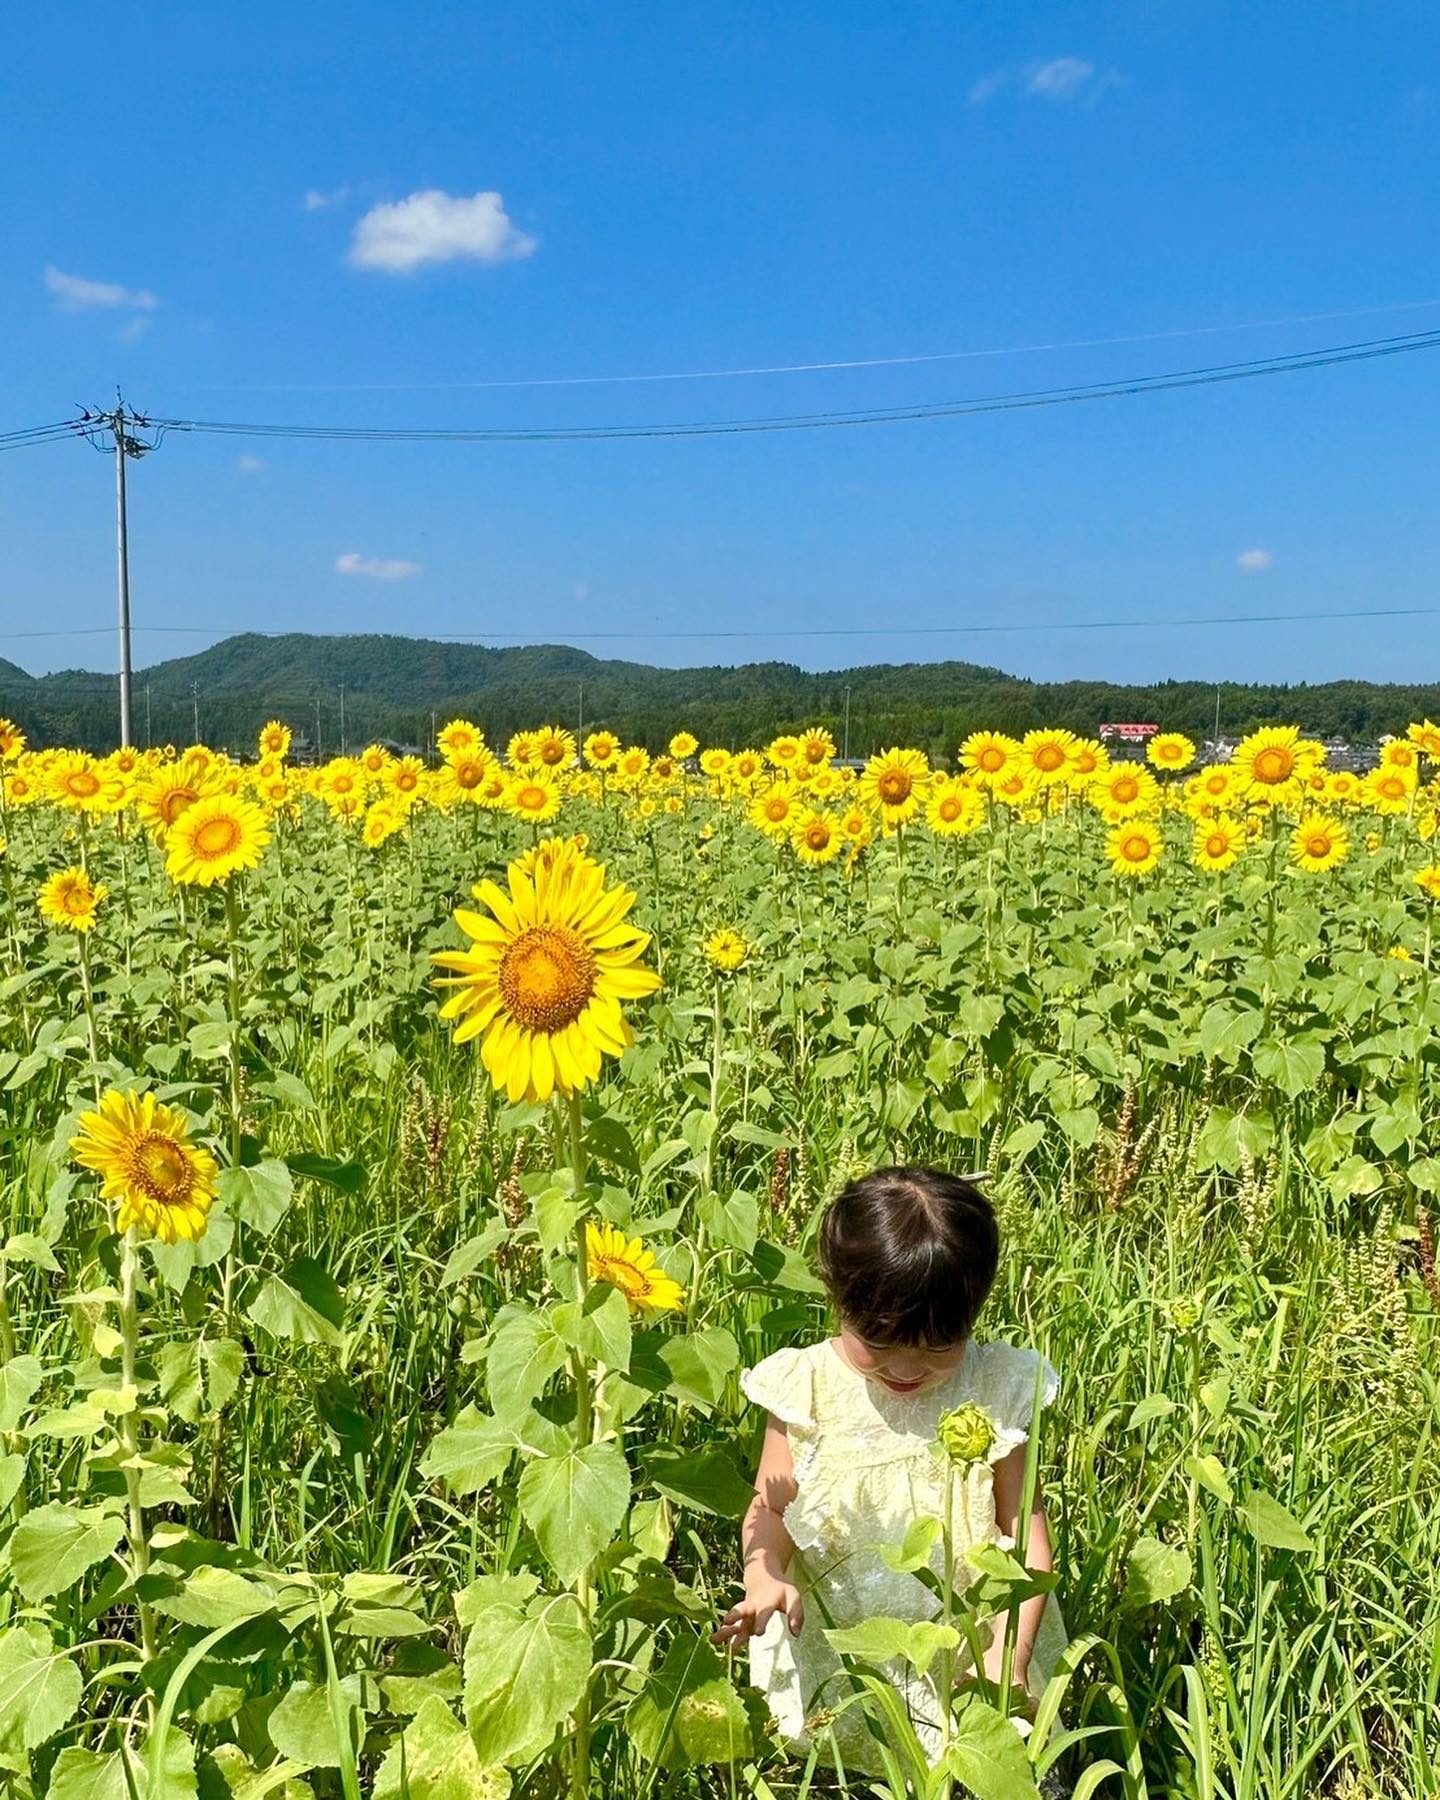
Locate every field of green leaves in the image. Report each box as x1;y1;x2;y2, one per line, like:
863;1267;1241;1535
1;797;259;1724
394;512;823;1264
0;722;1436;1800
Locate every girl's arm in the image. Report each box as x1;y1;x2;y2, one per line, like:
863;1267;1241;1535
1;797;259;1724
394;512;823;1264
984;1445;1052;1687
712;1414;805;1644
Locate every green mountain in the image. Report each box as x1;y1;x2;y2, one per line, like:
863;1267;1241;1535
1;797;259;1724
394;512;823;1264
1;630;1435;758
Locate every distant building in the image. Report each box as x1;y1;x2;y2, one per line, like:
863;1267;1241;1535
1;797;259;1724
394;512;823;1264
1098;722;1159;744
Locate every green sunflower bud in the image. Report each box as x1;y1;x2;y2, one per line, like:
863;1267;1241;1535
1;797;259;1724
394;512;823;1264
936;1402;997;1467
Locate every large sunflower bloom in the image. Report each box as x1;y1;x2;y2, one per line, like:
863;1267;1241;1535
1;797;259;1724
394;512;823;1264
136;765;208;841
164;794;271;886
1106;819;1163;878
38;866;107;933
438;719;485;762
748;781;800;840
1192;816;1245;873
0;719;25;761
1020;728;1076;785
504;772;563;824
791;809;843;866
926;775;985;837
47;751;124;814
1148;732;1196;772
703;927;749;972
798;727;835;768
432;855;661;1103
583;731;620;770
1233;726;1317;805
1290;812;1348;874
859;747;929;828
959;731;1018;787
669;731;699;760
532;726;577;770
71;1089;218;1243
1092;764;1160;819
258;720;292;759
1363;765;1415;816
586;1223;684;1314
1407;720;1440;760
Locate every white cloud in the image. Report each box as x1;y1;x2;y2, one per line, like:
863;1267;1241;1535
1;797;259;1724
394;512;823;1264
304;185;352;211
236;454;267;473
118;316;153;342
336;552;422;581
968;69;1010;104
45;264;158;312
1026;57;1096;99
1237;547;1273;571
348;189;535;273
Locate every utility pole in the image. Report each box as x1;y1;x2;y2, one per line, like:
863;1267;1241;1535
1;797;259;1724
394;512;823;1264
577;682;585;749
339;684;346;755
191;682;200;745
314;697;323;764
430;710;437;764
1213;686;1221;745
842;686;852;762
77;396;160;749
144;683;152;749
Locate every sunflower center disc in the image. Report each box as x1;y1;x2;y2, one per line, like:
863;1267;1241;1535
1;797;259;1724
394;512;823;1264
499;926;597;1033
878;772;912;804
593;1254;651;1300
195;816;242;856
132;1133;192;1202
1253;748;1292;783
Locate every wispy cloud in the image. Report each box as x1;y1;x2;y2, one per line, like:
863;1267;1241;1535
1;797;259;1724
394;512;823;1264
348;189;535;273
304;185;353;211
1237;547;1273;571
336;552;422;581
236;454;267;474
969;57;1119;106
44;265;158;312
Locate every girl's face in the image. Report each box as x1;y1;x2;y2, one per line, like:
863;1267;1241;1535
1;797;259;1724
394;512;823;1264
838;1324;967;1396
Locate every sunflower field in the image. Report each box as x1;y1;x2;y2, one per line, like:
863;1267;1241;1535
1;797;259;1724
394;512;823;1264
0;713;1436;1800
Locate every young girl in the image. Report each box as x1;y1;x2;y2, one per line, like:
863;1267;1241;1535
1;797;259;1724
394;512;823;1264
714;1165;1066;1778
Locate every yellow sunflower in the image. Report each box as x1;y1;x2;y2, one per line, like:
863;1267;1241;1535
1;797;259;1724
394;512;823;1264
1406;719;1440;760
432;853;662;1103
1067;738;1108;781
360;743;392;778
859;747;929;828
1106;819;1163;878
1020;728;1076;785
164;794;271;886
699;747;732;779
731;749;765;783
46;751;124;814
798;727;835;768
136;765;207;839
1191;816;1245;873
439;719;485;762
959;731;1018;787
258;720;292;759
1233;726;1317;804
384;755;427;801
583;731;620;770
1092;764;1160;819
1413;865;1440;901
748;780;800;840
504;772;563;824
507;730;540;769
838;805;873;849
585;1223;684;1314
508;834;594;884
38;866;107;933
71;1089;218;1243
362;802;406;847
1148;732;1196;772
438;750;499;807
0;719;25;761
1363;765;1416;816
1290;813;1348;874
532;726;577;770
669;731;699;760
1325;770;1362;807
703;927;749;972
791;809;843;866
766;735;802;771
925;776;985;837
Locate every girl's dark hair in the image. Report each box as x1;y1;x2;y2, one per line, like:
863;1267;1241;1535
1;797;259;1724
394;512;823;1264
818;1165;998;1347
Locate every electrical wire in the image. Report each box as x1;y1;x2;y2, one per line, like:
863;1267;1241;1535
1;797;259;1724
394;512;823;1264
188;295;1440;393
147;327;1440;445
9;602;1440;654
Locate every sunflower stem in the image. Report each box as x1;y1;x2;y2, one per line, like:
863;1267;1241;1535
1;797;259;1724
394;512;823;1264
221;880;246;1339
77;931;102;1102
118;1225;158;1667
566;1086;596;1800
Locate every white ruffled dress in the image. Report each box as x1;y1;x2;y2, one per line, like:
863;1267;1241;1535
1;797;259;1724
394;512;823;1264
740;1337;1066;1776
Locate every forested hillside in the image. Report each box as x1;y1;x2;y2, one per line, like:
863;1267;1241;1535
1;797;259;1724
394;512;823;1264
1;631;1434;757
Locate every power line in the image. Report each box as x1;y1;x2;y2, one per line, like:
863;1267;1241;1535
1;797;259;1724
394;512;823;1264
145;327;1440;445
9;601;1440;658
185;295;1440;393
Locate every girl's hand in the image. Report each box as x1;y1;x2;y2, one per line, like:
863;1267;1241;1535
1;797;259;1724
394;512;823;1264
712;1576;804;1646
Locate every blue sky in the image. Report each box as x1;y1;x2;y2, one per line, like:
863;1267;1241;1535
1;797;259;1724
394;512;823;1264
4;2;1439;688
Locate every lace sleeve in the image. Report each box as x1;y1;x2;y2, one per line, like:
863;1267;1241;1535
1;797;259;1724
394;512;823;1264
739;1346;815;1432
973;1342;1060;1459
